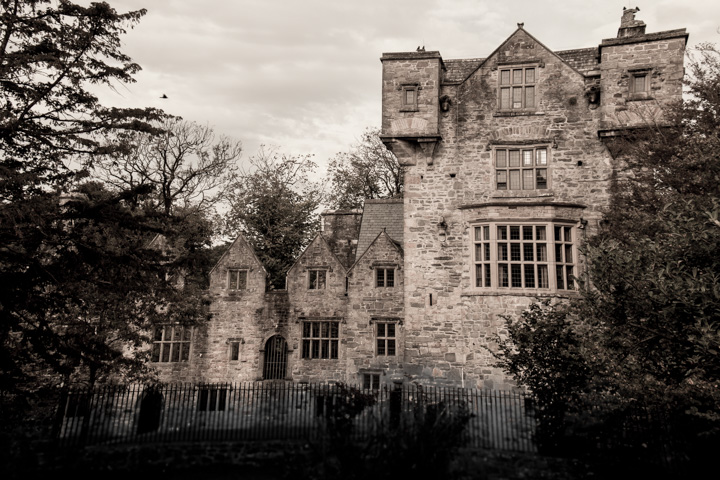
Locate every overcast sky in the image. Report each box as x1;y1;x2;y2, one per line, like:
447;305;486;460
96;0;720;178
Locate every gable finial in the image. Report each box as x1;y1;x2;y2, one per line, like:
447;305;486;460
517;22;524;29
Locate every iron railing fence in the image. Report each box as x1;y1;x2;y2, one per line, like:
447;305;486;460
55;382;537;452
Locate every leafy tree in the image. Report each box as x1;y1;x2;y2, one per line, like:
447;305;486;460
326;127;402;210
223;146;323;289
96;117;242;216
495;45;720;471
0;1;208;394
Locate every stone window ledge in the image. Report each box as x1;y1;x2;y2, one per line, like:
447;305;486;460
627;95;655;102
460;290;578;299
493;111;545;118
490;191;555;199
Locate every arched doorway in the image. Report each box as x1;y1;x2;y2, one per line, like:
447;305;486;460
263;335;288;380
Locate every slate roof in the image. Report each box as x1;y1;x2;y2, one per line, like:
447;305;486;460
555;47;599;75
442;58;484;84
356;198;403;258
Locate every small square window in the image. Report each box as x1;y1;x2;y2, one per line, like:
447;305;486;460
363;373;380;391
629;70;652;98
227;269;247;290
376;268;395;287
632;73;647;93
309;270;326;289
401;85;419;111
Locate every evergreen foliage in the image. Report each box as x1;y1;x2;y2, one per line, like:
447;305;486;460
0;1;209;393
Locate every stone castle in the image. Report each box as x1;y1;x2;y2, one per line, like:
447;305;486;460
151;9;687;390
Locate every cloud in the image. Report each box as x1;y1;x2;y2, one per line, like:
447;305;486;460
92;0;720;174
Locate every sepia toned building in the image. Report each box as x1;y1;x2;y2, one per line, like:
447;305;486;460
151;9;687;390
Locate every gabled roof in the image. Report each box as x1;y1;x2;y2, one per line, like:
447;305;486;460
347;229;404;276
209;234;267;276
356;198;403;259
285;232;349;277
462;26;585;84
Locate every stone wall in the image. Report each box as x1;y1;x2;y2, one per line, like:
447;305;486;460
345;231;405;386
380;12;686;389
152;9;686;391
155;236;269;383
599;30;687;131
286;234;349;382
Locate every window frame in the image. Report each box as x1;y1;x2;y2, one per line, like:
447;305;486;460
498;65;537;112
229;341;240;361
628;67;652;100
362;373;381;391
301;320;339;359
494;145;549;191
400;84;419;112
375;267;396;288
631;72;647;93
375;321;397;357
472;221;577;293
151;325;192;363
227;269;248;291
308;269;327;290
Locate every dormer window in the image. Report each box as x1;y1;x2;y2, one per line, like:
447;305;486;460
499;66;536;111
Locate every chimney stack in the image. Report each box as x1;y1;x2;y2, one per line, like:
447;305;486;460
617;7;646;38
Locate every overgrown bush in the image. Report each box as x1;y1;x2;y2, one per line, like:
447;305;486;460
290;384;472;480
